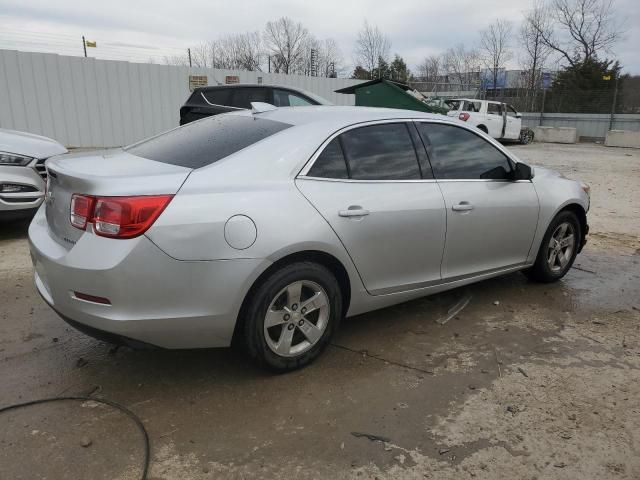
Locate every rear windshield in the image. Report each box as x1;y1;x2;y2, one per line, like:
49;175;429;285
126;115;291;169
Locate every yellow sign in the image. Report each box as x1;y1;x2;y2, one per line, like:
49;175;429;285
602;75;611;81
85;41;97;48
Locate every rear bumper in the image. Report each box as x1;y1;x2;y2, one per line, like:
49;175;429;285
29;207;270;348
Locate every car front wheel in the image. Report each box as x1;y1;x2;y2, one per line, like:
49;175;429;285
243;262;342;372
524;210;581;283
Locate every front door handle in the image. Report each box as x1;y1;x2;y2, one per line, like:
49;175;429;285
452;202;474;212
339;206;370;217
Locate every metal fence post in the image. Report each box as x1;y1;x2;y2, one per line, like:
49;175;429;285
539;88;546;126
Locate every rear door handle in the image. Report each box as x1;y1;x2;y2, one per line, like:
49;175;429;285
339;207;370;217
452;202;474;212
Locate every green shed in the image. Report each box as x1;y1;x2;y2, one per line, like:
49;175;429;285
335;79;447;114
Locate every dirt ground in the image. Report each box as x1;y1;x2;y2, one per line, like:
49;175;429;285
0;142;639;480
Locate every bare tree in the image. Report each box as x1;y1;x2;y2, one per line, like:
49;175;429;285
318;38;343;77
417;55;441;82
480;19;513;93
520;2;554;95
442;44;481;87
534;0;622;67
264;17;308;74
354;21;391;79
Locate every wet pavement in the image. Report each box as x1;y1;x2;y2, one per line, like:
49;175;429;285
1;143;639;479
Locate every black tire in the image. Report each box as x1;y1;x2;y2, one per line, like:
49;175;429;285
519;129;534;145
523;210;581;283
477;125;488;134
243;262;342;372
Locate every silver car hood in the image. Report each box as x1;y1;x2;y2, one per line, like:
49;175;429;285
0;128;68;159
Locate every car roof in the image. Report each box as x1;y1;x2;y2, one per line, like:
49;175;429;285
247;106;447;130
196;84;331;105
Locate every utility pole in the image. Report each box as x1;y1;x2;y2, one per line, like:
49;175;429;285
82;36;87;58
609;76;619;132
188;48;192;67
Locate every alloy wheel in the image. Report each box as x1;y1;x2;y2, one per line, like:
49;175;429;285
263;280;330;357
547;222;575;273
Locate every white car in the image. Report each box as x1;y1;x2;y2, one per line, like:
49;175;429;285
445;99;534;144
1;129;67;220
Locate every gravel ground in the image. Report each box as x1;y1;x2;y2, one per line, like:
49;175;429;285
0;142;639;479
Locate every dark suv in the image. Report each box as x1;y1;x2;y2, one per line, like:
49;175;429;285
179;84;331;125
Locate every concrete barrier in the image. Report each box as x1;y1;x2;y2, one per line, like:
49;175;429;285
605;130;640;148
533;126;578;144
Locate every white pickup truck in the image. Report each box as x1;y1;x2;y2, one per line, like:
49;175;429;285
445;98;534;144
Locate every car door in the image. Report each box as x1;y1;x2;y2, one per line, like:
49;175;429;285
416;121;539;280
296;122;446;295
505;105;521;140
486;102;504;138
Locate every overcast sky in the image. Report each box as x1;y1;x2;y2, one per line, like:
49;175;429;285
0;0;638;74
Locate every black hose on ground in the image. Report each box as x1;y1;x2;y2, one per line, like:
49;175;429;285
0;395;150;480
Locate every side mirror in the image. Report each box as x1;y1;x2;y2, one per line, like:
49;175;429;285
515;112;522;118
513;162;533;180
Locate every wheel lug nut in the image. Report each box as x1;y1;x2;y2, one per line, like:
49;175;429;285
287;323;295;330
291;304;298;311
301;307;307;314
283;314;290;321
298;320;304;326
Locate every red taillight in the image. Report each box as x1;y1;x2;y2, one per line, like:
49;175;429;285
70;194;173;239
70;194;95;229
459;112;470;121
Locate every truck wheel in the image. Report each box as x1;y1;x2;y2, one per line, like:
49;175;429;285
477;125;488;134
520;129;534;144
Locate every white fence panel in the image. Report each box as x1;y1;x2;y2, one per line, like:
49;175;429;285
0;49;361;148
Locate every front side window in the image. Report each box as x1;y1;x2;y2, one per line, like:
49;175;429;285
417;123;513;180
507;105;519;117
340;124;421;180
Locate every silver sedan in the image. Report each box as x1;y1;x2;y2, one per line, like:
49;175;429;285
29;106;590;371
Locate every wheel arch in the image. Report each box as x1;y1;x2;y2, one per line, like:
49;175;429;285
477;124;488;133
231;249;352;345
558;203;588;252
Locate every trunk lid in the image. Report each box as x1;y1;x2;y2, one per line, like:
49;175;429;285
45;149;191;248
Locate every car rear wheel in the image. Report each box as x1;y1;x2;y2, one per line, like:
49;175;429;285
519;128;534;144
523;211;581;283
243;262;342;372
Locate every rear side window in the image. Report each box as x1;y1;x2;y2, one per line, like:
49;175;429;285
341;124;421;180
273;89;315;107
201;89;232;106
417;123;513;180
307;138;349;179
462;100;481;112
126;115;291;169
487;103;503;115
231;88;268;108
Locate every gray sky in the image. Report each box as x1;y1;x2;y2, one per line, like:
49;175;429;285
0;0;638;74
